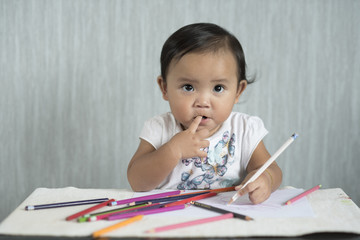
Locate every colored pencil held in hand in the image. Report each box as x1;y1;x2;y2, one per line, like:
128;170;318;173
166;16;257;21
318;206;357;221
228;133;298;205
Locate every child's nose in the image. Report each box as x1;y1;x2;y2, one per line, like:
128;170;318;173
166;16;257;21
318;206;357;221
195;93;210;108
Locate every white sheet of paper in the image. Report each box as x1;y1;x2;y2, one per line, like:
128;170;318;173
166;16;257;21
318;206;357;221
197;189;315;218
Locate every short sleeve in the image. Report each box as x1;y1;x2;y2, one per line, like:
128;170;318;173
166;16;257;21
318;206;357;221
240;115;268;171
139;113;180;150
139;117;164;150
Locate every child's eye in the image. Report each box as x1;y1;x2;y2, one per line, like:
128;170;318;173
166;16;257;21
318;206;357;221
214;85;224;93
182;84;194;92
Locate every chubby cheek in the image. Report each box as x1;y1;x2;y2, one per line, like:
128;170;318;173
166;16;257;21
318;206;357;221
213;103;233;123
169;101;192;125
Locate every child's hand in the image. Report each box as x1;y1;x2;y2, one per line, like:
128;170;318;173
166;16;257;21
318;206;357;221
235;170;272;204
168;116;210;160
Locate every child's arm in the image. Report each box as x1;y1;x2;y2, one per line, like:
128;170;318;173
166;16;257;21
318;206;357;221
127;116;210;192
235;140;283;204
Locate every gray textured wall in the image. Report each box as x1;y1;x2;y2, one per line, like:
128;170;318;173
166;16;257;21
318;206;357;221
1;0;359;222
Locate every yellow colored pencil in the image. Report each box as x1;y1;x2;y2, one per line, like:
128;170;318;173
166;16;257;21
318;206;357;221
92;215;143;238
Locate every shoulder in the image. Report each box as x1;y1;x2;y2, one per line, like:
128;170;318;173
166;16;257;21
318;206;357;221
227;112;266;129
144;112;177;129
227;112;268;142
140;112;181;149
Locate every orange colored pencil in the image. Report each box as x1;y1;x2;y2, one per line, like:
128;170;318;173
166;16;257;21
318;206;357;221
92;215;143;238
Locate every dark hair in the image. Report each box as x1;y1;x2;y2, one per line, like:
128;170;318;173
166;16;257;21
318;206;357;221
160;23;254;85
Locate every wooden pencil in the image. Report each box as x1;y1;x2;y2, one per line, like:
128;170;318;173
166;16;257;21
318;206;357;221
130;192;210;205
77;203;149;222
228;133;298;205
92;215;143;238
146;213;233;233
108;204;185;221
165;193;217;207
90;203;163;222
25;198;109;210
66;199;115;221
285;184;322;205
109;190;181;206
129;187;235;206
191;201;253;221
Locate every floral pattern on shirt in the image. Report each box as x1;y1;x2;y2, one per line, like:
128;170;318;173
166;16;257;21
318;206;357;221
177;131;238;190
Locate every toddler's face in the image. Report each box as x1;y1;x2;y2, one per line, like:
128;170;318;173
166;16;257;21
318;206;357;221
158;50;246;137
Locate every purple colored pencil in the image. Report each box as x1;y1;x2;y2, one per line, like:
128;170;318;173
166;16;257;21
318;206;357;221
109;190;181;206
107;204;185;220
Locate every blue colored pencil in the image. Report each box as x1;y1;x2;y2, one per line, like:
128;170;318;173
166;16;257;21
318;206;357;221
25;198;109;210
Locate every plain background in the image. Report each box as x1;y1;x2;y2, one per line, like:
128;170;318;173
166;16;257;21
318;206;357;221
1;0;359;222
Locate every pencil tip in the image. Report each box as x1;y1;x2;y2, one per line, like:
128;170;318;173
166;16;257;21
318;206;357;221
246;216;254;221
227;199;234;205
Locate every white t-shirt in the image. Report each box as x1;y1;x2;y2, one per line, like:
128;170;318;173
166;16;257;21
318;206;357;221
139;112;268;190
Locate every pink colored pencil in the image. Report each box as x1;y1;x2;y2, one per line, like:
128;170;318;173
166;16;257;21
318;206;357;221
109;190;181;206
285;184;322;205
66;199;115;221
108;204;185;221
146;213;234;233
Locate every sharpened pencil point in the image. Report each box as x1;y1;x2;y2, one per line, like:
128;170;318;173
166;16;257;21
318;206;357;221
227;199;234;205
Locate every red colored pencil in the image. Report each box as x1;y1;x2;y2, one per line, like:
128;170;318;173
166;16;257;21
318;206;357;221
179;186;235;196
66;199;115;221
165;192;217;207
